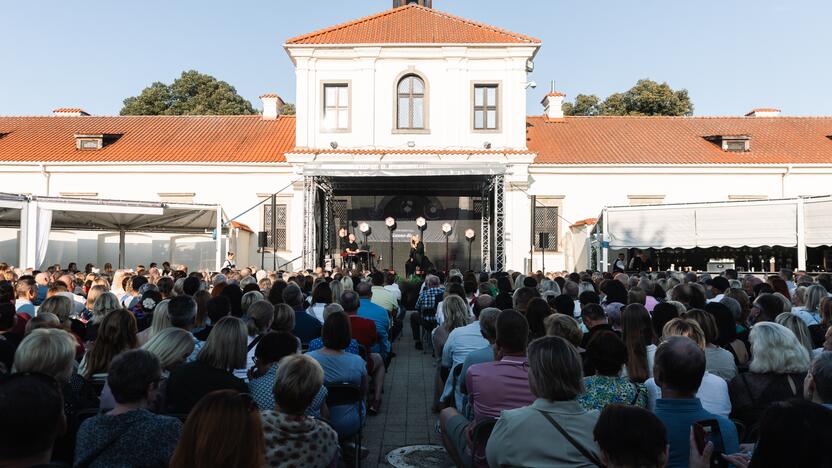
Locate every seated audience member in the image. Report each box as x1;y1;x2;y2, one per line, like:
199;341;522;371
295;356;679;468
270;303;296;334
440;310;534;467
0;373;66;468
775;312;815;357
455;307;501;414
284;283;321;344
749;293;783;324
235;300;274;380
261;355;340;468
369;271;398;317
248;331;327;417
433;295;471;358
356;281;391;356
14;278;37;318
651;302;679;339
579;331;647;411
306;281;332;323
307;311;369;438
593;405;668;468
75;350;182;468
413;274;445;350
79;308;138;379
192;295;231;341
486;336;602;467
525;297;552;341
645;318;731;417
651;336;738;468
544;313;584;349
620;303;655;382
169;390;265;468
806;352;832;408
166;296;202;361
728;321;810;439
684;309;738;381
792;284;826;326
706;300;749;367
166;316;249;414
580;303;616;348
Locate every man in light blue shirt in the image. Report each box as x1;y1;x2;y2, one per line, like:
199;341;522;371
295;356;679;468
440;306;489;402
14;279;37;318
356;282;390;356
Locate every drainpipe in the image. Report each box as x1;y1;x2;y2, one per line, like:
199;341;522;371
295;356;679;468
39;163;50;196
781;165;792;198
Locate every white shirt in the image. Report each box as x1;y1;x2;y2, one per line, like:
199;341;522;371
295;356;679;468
645;371;732;417
59;291;86;315
441;321;489;368
307;303;327;323
621;344;657;379
384;284;402;302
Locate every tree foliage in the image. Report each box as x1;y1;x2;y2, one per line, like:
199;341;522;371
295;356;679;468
279;103;296;115
120;70;256;116
563;79;693;116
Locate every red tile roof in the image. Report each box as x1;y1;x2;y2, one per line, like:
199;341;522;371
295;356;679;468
0;115;295;163
288;147;533;155
570;218;598;228
285;4;540;45
526;115;832;165
52;108;87;114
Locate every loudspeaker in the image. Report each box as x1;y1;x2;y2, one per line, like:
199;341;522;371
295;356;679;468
257;231;268;248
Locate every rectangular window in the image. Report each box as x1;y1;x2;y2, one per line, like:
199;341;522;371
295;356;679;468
531;197;559;250
323;83;349;131
263;203;288;251
473;84;499;130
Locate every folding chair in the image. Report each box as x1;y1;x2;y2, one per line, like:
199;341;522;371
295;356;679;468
326;383;366;468
470;417;498;468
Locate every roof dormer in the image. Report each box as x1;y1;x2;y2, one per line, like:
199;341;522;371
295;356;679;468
53;108;90;117
704;134;751;152
74;133;122;150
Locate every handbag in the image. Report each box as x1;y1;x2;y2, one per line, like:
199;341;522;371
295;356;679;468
536;409;605;467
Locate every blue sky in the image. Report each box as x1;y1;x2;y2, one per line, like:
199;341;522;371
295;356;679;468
1;0;829;116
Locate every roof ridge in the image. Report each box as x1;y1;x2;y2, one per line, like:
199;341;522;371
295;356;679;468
527;115;832;120
0;114;297;119
284;4;540;45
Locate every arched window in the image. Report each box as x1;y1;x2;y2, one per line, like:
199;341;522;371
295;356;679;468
397;74;425;130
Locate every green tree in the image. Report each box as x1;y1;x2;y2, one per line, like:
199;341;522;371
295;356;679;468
600;79;693;116
120;70;256;116
279;103;296;115
563;94;601;116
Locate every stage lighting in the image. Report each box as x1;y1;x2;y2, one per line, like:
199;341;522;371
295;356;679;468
442;223;452;234
385;217;396;228
407;141;416;148
359;222;370;233
483;142;492;150
416;217;426;228
465;228;475;240
330;141;338;149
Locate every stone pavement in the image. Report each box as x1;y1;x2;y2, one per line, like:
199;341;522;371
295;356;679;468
361;312;450;468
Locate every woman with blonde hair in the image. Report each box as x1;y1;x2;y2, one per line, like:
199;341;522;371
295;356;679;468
136;299;171;346
775;312;814;357
13;328;77;382
240;290;265;316
84;284;108;318
729;321;811;438
793;284;828;326
330;279;344;305
271;303;296;333
340;275;354;292
165;316;249;414
432;295;471;358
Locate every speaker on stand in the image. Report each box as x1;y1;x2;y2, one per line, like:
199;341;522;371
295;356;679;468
258;231;268;271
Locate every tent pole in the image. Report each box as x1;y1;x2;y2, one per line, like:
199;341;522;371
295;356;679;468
118;230;126;269
601;209;610;273
215;205;223;272
796;198;807;271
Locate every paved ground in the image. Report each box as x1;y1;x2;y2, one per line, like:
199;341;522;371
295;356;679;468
361;312;450;468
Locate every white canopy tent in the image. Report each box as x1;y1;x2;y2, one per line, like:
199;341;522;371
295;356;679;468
594;196;832;272
0;193;225;270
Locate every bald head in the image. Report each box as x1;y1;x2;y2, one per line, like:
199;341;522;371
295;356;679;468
35;272;49;286
654;336;705;395
59;274;75;290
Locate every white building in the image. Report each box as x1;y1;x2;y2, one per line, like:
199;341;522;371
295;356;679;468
2;1;832;273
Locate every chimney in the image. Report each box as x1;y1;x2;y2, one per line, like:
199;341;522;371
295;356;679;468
542;92;566;120
745;108;781;117
259;93;285;120
52;108;90;117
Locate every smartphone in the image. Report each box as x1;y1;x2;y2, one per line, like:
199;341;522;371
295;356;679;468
693;419;727;468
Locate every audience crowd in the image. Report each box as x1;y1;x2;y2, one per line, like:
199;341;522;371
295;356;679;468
2;259;832;467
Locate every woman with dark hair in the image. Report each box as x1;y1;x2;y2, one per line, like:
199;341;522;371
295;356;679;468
620;304;655;382
600;279;628;306
267;280;287;306
307;282;332;323
79;308;137;379
495;276;514;310
307;311;368;438
579;331;647;410
219;284;243;318
525;297;553;340
650;302;679;339
767;275;791;302
553;294;576;317
705;302;748;367
169;390;265;468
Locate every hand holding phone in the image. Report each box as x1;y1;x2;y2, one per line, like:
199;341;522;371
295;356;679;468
693;419;727;468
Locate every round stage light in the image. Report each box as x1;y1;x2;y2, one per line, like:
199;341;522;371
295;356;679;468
416;217;426;228
465;228;476;240
442;223;452;234
385;217;396;228
359;222;370;233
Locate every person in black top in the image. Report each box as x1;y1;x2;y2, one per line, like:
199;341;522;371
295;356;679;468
406;234;430;277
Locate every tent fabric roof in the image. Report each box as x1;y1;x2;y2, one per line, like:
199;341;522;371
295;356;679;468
0;115;295;163
285;4;541;45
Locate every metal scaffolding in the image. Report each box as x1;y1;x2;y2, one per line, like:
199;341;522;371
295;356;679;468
493;174;505;272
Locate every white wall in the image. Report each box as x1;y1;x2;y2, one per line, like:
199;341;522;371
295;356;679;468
289;46;537;152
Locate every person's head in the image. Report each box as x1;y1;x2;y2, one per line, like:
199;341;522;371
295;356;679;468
142;327;196;371
473;294;494;319
271;303;296;333
24;313;60;335
12;328;77;382
15;278;36;302
748;400;832;468
683;308;719;346
552;294;575;316
804;284;828;312
168;295;197;330
170;390;265;468
650;302;679;339
580;303;607;329
321;311;352;350
348;233;356;242
527;336;583;401
38;295;72;326
311;282;333;305
593;405;668;468
578;290;600;308
107;349;162;405
653;336;706;396
477;307;500;343
707;276;730;295
0;373;65;465
627;287;646;306
245;301;274;337
339;289;360;314
226;252;235;260
775;312;814;356
84;308;138;378
807;352;832;405
281;283;303;309
273;354;324;416
586;331;628;377
752;293;784;324
198;316;248;371
254;331;298;366
525;297;552;339
544;314;583;348
661;318;706;349
206;295;231;325
512;287;538;312
749;321;811;374
354;281;371;299
495;309;529;355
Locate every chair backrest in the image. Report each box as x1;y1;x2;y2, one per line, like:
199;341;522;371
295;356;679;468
325;383;363;407
471;418;498;468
